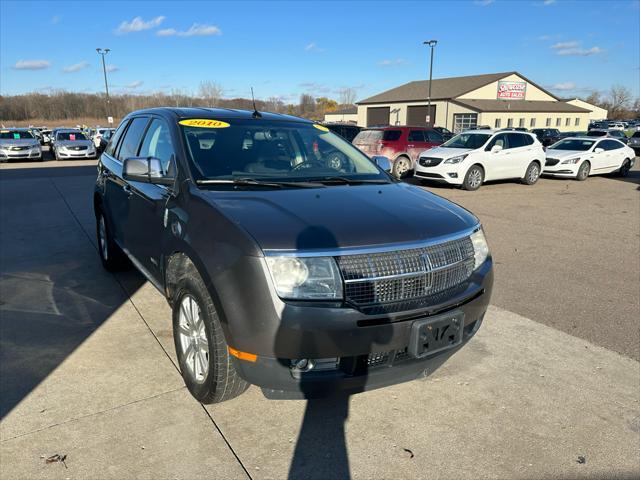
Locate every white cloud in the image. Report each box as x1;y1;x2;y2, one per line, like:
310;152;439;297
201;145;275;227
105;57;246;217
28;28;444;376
51;15;61;24
13;60;51;70
474;0;495;5
125;81;143;89
115;16;165;34
105;64;119;73
157;23;222;37
378;58;407;67
551;41;603;56
551;41;580;49
550;82;576;91
63;61;89;73
304;42;324;52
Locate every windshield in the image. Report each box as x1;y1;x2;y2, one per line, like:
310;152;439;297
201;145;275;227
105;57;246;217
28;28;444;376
441;133;491;149
0;130;34;139
549;139;596;151
181;120;387;183
57;131;87;141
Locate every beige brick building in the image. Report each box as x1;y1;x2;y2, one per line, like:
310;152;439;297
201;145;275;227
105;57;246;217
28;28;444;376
356;72;591;132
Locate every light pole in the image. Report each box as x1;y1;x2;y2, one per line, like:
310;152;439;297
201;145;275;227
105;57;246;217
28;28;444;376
423;40;437;127
96;48;111;120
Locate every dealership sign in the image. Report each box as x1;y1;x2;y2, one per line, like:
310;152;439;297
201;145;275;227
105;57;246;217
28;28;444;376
497;81;527;100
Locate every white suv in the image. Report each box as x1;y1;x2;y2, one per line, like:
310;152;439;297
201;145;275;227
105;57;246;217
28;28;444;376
414;130;545;191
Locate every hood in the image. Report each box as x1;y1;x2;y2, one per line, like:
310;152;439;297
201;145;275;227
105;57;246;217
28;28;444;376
420;146;473;159
56;140;93;148
202;182;478;251
0;138;39;147
545;149;589;159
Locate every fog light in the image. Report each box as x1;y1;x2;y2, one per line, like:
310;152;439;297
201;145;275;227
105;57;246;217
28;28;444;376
291;358;315;372
448;172;458;178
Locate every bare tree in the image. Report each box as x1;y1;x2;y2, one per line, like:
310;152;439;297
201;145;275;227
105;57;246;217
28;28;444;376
608;85;632;119
338;87;357;106
198;81;224;107
298;94;316;117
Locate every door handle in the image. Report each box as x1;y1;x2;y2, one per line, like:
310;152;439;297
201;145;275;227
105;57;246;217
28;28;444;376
122;184;133;197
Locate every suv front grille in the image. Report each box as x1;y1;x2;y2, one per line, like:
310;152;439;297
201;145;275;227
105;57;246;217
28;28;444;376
337;236;475;312
419;157;443;167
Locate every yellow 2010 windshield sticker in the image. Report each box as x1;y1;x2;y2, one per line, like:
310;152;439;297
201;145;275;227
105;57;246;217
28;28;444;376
313;124;329;132
179;119;230;129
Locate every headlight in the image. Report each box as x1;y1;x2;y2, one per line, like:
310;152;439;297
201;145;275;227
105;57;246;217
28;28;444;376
265;256;343;300
443;154;468;164
470;229;490;269
561;157;580;164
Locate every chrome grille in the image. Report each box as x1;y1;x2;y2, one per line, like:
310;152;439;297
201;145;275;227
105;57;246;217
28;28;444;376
337;236;475;310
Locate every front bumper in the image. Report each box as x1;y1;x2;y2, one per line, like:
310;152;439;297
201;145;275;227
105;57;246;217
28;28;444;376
414;163;465;185
543;161;580;177
226;259;493;398
57;149;96;159
0;150;42;160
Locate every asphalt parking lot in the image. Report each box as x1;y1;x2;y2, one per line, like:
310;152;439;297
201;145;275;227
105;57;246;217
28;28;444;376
1;154;639;479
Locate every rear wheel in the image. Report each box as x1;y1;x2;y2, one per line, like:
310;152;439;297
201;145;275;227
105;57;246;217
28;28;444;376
392;155;411;179
172;265;249;404
462;165;484;191
96;210;129;271
617;159;631;177
576;161;590;181
522;161;541;185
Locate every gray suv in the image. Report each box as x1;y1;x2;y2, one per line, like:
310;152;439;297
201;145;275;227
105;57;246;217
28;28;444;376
94;108;494;403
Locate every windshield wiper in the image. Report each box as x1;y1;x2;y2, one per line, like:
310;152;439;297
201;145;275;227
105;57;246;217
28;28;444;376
196;178;323;188
307;176;391;185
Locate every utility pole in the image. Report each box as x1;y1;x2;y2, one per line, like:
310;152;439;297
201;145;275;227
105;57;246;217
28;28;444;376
423;40;437;127
96;48;111;122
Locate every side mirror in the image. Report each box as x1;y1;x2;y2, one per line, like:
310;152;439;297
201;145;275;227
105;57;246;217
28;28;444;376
371;155;391;173
594;148;604;154
491;145;503;153
123;157;174;185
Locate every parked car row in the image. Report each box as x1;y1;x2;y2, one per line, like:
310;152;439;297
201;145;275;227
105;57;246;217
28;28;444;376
0;128;42;161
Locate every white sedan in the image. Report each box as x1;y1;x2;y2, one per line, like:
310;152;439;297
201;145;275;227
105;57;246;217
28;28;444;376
544;137;635;181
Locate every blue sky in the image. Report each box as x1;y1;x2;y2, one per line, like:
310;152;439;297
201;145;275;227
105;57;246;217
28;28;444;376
1;0;639;103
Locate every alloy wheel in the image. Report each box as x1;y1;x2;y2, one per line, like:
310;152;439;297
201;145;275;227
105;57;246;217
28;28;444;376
468;168;482;189
177;295;209;384
528;164;540;183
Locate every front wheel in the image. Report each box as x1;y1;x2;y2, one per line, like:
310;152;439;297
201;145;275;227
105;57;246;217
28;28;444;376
392;156;411;179
462;165;484;191
522;162;541;185
172;266;249;404
576;161;590;181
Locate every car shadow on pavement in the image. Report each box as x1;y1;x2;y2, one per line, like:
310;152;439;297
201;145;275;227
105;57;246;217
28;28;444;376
272;226;392;480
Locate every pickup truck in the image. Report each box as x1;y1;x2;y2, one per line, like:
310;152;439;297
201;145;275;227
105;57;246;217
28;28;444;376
94;107;493;403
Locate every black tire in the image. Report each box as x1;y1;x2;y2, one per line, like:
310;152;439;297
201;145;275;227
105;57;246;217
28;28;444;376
617;159;631;177
462;165;484;191
172;265;249;404
392;155;411;179
576;161;590;181
522;161;541;185
96;209;129;271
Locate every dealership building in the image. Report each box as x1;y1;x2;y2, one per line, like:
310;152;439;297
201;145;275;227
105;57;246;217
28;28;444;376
356;71;598;132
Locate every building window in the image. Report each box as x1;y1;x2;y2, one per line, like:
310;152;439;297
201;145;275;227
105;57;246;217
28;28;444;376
546;118;551;127
452;113;478;133
507;118;513;127
575;117;580;126
519;118;525;128
530;118;536;128
556;118;561;127
565;118;571;126
495;118;501;128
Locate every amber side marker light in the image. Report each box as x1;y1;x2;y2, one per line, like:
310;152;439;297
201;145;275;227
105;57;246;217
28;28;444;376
228;346;258;362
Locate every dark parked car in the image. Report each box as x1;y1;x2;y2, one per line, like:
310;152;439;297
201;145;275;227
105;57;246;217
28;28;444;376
432;126;454;141
586;129;629;144
98;128;114;153
627;131;640;154
352;126;445;178
94;108;493;403
322;123;362;143
531;128;561;147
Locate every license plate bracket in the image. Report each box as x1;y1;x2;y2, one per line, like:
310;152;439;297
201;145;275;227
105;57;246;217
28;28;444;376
408;311;464;358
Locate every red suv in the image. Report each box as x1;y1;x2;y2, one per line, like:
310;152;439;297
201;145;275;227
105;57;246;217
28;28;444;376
352;126;444;177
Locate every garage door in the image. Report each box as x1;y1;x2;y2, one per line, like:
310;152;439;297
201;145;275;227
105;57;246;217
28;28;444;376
367;107;390;127
407;105;436;126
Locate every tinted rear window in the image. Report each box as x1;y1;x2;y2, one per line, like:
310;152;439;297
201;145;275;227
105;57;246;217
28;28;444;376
383;130;402;141
587;131;607;137
116;117;149;161
632;132;640;138
353;130;383;144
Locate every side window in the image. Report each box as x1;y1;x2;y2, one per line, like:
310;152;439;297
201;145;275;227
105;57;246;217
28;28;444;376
601;140;622;151
486;133;508;151
138;119;176;175
408;130;425;142
116;117;149;161
507;133;526;149
105;120;130;157
522;135;534;146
